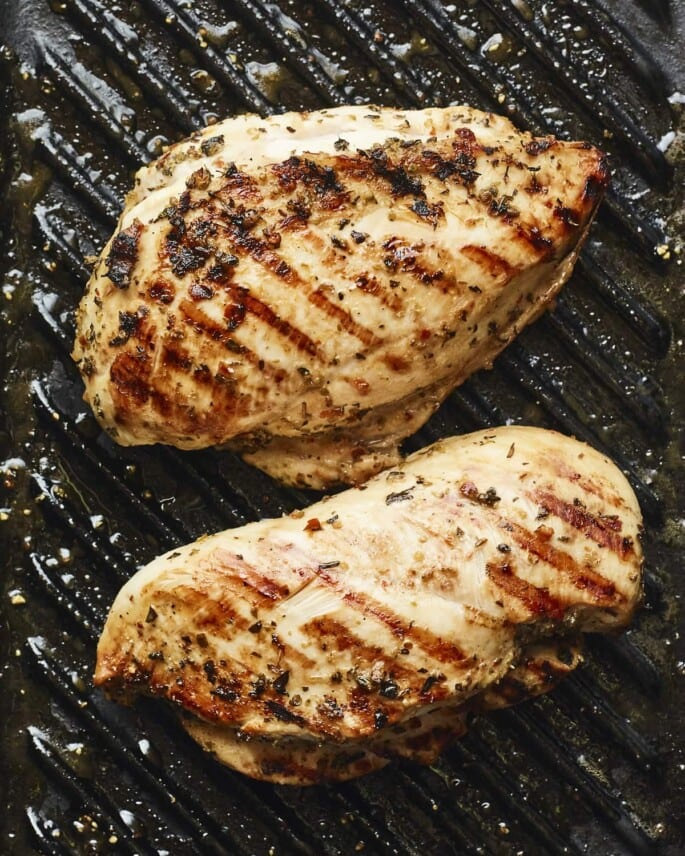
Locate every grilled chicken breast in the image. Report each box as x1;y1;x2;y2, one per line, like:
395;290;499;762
95;426;642;784
74;105;609;488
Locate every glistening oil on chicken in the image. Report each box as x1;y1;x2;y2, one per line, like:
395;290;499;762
73;105;610;489
94;427;643;785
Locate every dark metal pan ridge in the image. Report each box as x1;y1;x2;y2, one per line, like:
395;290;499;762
1;0;684;853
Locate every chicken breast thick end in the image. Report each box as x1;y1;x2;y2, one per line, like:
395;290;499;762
94;426;642;784
74;105;609;488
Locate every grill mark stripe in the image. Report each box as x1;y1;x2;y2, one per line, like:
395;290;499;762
110;351;176;420
353;273;405;313
210;214;376;354
242;292;322;357
179;298;241;347
162;343;193;371
199;137;576;359
138;586;262;716
301;146;537;287
514;223;555;255
179;296;320;361
486;559;565;619
533;489;634;558
110;351;152;405
309;287;381;347
156;573;319;680
217;222;296;283
160;340;280;419
315;568;467;665
506;521;622;603
161;672;252;721
304;616;420;685
212;554;293;602
461;244;515;279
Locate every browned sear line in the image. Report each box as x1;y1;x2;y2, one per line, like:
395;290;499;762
461;244;515;278
533;489;634;558
506;521;621;603
314;567;466;667
309;287;381;347
486;559;564;619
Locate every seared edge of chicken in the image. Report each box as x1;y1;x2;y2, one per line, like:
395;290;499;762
95;426;642;784
74;106;609;488
182;638;583;783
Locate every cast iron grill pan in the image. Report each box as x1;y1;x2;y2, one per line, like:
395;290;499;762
1;0;683;853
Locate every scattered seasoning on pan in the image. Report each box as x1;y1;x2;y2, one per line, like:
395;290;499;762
248;621;262;633
507;443;515;458
145;606;158;623
318;560;340;570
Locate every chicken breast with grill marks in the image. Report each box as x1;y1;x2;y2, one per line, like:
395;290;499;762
73;105;609;488
95;426;642;784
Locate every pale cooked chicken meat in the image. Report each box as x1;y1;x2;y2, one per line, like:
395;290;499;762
73;105;609;488
95;426;642;784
